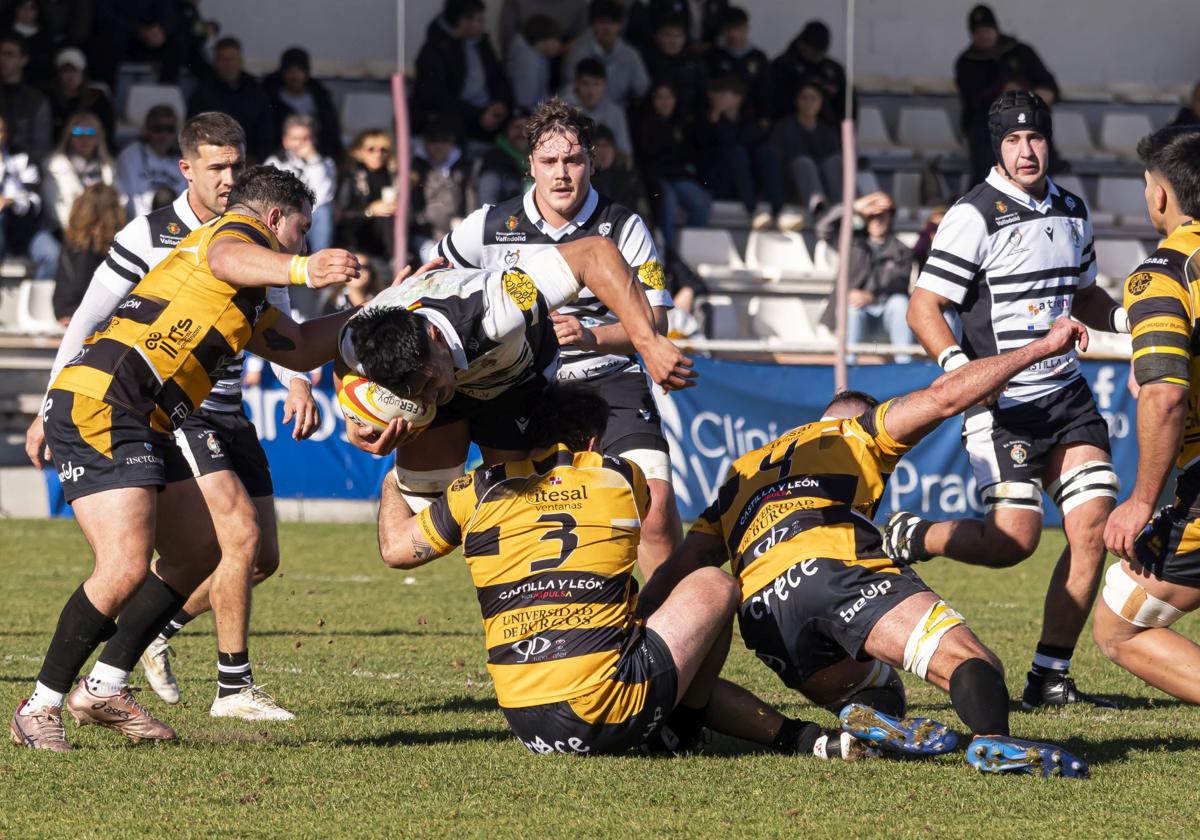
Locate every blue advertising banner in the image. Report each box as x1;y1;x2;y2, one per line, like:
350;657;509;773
656;357;1138;525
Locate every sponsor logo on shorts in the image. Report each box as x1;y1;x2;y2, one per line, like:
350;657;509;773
839;579;893;623
1006;441;1030;466
125;454;163;466
743;559;819;620
1128;272;1153;295
58;461;85;482
204;432;223;457
522;735;591;754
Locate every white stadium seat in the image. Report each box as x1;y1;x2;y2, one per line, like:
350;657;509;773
896;106;962;156
1052;174;1089;204
744;231;815;280
812;239;840;275
16;280;60;334
1093;238;1148;286
1052;111;1115;163
1099;112;1155;160
1096;177;1153;229
749;297;818;343
696;294;751;339
856;107;912;158
0;281;20;331
678;228;748;277
708;200;750;228
890;171;923;209
340;92;394;138
124;83;186;128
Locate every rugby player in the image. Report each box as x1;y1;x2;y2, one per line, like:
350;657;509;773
436;98;682;578
640;316;1092;777
25;113;315;720
1096;126;1200;703
376;383;925;759
884;91;1128;709
10;166;359;751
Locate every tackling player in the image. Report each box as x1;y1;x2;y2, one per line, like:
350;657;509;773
26;113;316;721
377;383;934;759
10;167;359;751
884;91;1127;709
436;97;682;577
640;317;1092;777
1096;126;1200;703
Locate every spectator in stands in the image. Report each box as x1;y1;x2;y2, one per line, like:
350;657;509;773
45;48;114;152
187;37;273;159
770;80;841;216
41;111;116;239
562;1;649;109
321;251;381;315
633;80;709;247
845;191;915;363
955;4;1058;184
5;0;54;87
591;124;651;221
335;128;395;264
410;119;470;262
771;20;846;122
498;0;588;55
505;14;562;112
263;47;343;160
0;31;50;158
703;7;770;128
0;113;55;276
88;0;182;88
695;75;785;231
39;0;92;49
663;244;703;337
413;0;512;143
566;58;631;157
1169;82;1200;128
51;182;123;322
627;0;728;52
116;104;185;217
264;114;336;253
911;205;947;271
641;13;708;118
472;107;531;207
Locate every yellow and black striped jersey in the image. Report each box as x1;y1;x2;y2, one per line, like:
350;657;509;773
416;444;650;709
1125;221;1200;476
50;213;283;432
691;400;911;602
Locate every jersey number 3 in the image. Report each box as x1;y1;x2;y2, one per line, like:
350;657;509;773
530;513;578;573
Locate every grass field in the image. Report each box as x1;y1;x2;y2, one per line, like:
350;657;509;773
2;519;1200;839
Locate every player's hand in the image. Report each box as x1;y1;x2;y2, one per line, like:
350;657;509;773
24;414;50;468
282;378;321;441
308;249;361;288
550;313;597;351
1039;316;1088;357
1104;498;1155;563
640;335;698;392
391;256;446;287
345;417;423;456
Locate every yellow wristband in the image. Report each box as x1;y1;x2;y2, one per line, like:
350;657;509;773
288;255;312;287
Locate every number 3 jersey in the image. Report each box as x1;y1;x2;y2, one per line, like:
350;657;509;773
691;401;912;602
416;444;651;709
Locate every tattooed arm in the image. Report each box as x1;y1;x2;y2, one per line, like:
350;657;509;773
245;308;358;372
636;531;730;619
377;472;453;569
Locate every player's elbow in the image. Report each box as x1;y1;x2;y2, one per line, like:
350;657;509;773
379;541;415;569
925;377;963;421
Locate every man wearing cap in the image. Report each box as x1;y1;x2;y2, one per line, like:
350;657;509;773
263;47;343;160
770;20;847;122
955;4;1058;184
884;92;1129;711
844;191;915;363
47;48;115;149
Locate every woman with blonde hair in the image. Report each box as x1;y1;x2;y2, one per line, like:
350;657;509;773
52;183;125;322
335;128;396;263
43;111;118;235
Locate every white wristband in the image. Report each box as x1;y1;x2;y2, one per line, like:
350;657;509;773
937;345;969;371
1111;307;1131;334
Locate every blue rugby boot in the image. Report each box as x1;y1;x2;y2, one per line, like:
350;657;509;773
966;735;1089;778
839;703;961;756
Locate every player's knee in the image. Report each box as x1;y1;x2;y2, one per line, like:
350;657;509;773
1050;460;1119;521
693;566;740;614
255;542;280;579
823;661;906;718
980;526;1038;567
1096;562;1185;663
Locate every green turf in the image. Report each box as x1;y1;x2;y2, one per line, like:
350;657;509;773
2;519;1199;839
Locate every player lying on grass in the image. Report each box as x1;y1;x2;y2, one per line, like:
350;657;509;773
11;166;361;752
338;237;694;559
377;384;949;758
638;316;1092;778
1096;126;1200;704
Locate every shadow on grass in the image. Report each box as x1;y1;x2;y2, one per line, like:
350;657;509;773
247;629;477;639
338;727;512;747
1056;734;1200;764
338;696;499;717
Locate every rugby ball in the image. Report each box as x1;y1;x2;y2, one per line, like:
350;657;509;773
337;374;436;431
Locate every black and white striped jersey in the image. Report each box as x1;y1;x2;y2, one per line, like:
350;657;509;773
915;170;1096;406
340;255;585;401
77;190;296;414
436;187;671;381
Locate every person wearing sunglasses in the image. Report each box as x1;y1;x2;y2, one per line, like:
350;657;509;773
42;112;118;244
116;104;186;217
334;128;396;265
46;48;115;151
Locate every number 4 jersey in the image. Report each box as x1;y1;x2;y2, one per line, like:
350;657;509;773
415;443;650;708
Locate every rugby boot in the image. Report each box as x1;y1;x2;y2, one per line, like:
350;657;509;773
882;511;934;565
66;679;177;742
10;700;72;752
817;729;880;761
139;637;180;704
210;685;295;721
839;703;961;756
966;735;1089;778
1021;672;1119;711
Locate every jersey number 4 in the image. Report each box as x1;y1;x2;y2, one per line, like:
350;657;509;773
760;440;797;480
530;513;578;573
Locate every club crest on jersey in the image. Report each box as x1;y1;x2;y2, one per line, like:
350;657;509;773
638;259;666;291
1128;272;1153;295
506;215;518;231
1065;195;1076;211
166;221;181;235
502;269;538;310
496;215;526;242
449;473;473;492
599;221;612;236
995;200;1007;214
504;249;519;267
205;433;222;456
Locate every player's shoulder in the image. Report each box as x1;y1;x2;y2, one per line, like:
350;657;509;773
144;201;192;251
1049;180;1089;220
208;212;276;248
481;195;534;239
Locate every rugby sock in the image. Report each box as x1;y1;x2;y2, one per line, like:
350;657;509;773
949;658;1010;736
660;703;706;750
35;584;117;694
159;610;195;641
1028;643;1073;682
217;650;253;697
85;661;130;697
770;717;823;755
26;682;65;710
95;573;189;672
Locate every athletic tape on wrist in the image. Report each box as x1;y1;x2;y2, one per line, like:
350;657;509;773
1110;307;1131;334
937;345;968;372
289;255;314;288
